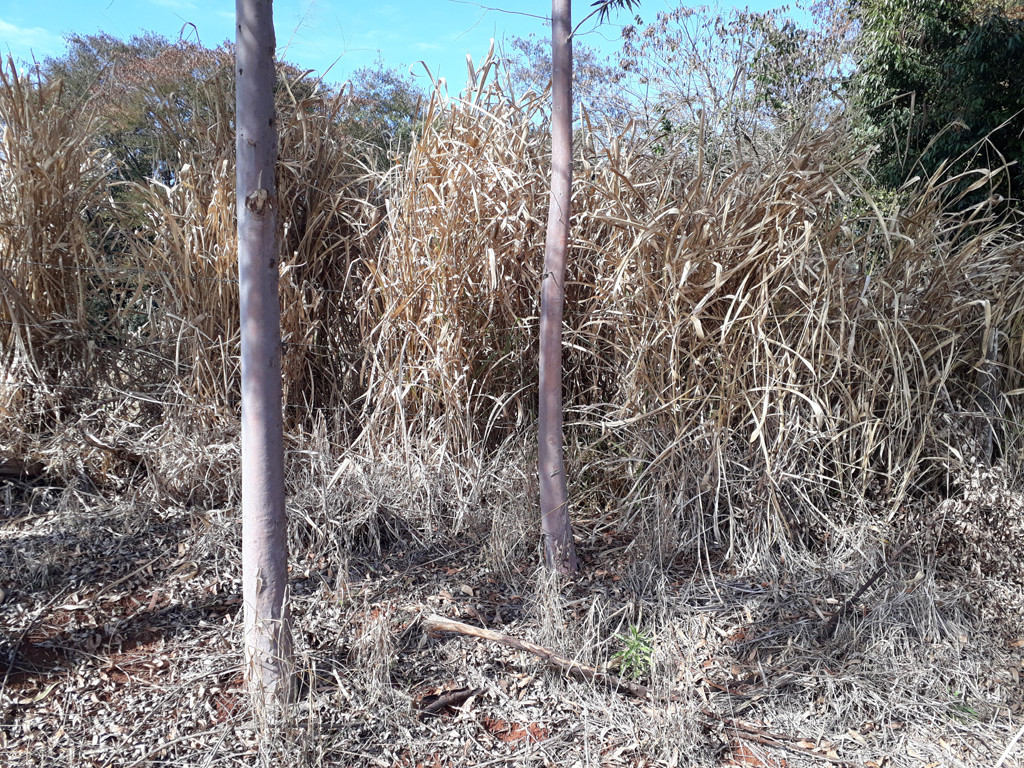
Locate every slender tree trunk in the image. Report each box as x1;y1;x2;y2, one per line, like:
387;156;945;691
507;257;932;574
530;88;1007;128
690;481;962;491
236;0;292;702
538;0;579;574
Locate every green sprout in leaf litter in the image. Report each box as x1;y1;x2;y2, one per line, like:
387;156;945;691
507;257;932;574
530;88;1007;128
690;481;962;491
945;689;980;723
611;624;654;680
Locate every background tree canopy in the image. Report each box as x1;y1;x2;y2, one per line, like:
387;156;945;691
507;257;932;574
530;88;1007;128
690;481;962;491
36;32;426;184
853;0;1024;198
27;3;1024;204
39;33;233;185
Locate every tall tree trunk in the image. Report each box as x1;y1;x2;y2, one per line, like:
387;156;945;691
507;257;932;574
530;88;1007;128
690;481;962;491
538;0;579;574
236;0;292;702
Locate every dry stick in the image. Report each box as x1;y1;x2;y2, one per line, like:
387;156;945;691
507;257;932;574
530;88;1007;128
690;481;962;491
418;686;485;718
422;614;650;698
707;714;858;766
994;720;1024;768
422;615;857;767
822;540;912;639
723;730;854;766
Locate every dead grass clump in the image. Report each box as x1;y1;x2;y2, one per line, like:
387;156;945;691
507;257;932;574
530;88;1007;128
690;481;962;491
132;62;376;429
0;60;107;367
351;602;397;692
531;565;569;654
1;54;380;487
0;59;115;479
362;58;1024;566
478;437;538;573
361;72;551;453
7;39;1024;578
583;141;1024;562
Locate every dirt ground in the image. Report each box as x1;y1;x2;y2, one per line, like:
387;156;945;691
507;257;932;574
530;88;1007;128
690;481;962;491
2;477;1024;768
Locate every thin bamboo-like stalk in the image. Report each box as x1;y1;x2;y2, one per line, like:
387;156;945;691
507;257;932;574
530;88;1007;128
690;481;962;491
236;0;291;703
537;0;579;574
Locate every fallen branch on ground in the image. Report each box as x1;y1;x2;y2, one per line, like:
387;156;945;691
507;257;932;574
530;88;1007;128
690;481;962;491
422;613;651;699
417;685;485;719
423;613;857;766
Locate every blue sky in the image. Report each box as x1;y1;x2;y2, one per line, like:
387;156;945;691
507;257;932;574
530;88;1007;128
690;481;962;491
0;1;797;89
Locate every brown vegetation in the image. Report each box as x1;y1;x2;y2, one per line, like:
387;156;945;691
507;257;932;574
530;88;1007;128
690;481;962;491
2;38;1024;765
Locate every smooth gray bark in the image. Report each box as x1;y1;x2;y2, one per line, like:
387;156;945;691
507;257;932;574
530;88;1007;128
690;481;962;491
538;0;579;574
236;0;292;701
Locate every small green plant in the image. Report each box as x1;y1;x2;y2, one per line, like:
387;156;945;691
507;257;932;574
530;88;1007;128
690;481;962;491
611;624;654;680
945;689;980;723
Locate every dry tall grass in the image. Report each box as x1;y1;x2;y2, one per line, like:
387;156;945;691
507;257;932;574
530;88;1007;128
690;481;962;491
0;62;105;359
0;60;123;480
1;51;1022;568
361;66;1024;565
0;56;376;488
132;61;375;426
578;140;1024;562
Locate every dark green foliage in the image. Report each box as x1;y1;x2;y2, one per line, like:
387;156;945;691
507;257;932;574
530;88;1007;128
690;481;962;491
853;0;1024;197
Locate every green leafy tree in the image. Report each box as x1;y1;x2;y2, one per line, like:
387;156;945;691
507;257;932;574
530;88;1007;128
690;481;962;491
38;33;232;185
853;0;1024;195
